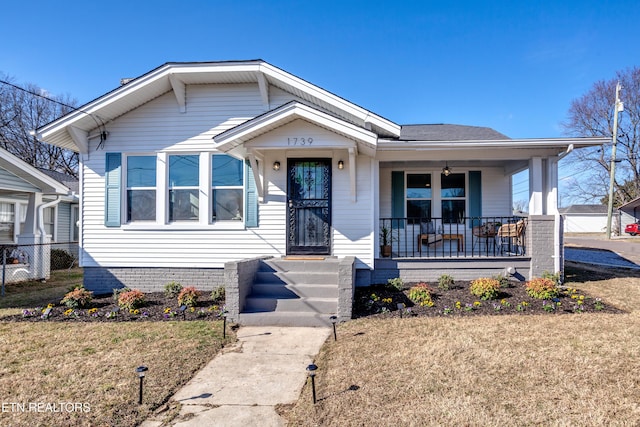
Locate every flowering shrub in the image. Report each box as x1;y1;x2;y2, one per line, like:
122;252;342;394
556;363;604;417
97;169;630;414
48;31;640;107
210;286;225;302
525;277;559;300
112;287;131;303
438;274;455;290
407;283;434;307
387;277;404;291
178;286;201;307
469;278;500;300
60;287;93;308
117;289;146;310
164;281;183;299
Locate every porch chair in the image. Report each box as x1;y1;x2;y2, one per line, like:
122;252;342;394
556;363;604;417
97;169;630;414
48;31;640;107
497;219;526;255
417;220;442;254
472;222;499;253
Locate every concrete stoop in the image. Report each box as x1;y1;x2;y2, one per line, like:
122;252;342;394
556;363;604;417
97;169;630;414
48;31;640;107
238;258;340;327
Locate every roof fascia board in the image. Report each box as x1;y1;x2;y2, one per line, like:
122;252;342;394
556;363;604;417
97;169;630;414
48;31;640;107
377;137;608;150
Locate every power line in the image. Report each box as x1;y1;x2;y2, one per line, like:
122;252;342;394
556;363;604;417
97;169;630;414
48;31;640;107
0;79;107;148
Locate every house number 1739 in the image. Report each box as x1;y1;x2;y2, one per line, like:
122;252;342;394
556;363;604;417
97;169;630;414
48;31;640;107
287;137;313;145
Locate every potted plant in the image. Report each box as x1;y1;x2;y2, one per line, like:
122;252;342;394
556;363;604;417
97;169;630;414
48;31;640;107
380;226;392;258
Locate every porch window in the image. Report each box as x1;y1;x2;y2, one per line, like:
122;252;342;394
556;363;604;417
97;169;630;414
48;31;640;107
0;202;15;243
406;173;431;222
126;155;156;222
169;155;200;221
211;155;243;221
441;173;466;224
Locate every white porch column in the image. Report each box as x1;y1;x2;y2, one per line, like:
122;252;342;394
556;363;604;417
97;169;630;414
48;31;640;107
21;193;42;237
545;157;559;215
529;157;544;215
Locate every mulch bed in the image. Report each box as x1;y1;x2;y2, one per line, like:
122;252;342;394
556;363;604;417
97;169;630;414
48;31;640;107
354;281;624;319
2;292;225;322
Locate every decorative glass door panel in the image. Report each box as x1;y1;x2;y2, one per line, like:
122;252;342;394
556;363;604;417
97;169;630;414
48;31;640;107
287;159;331;254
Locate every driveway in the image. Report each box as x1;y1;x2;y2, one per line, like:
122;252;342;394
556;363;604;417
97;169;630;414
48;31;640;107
565;235;640;268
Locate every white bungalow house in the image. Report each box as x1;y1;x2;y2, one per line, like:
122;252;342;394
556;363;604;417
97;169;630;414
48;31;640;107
0;147;74;282
36;61;606;324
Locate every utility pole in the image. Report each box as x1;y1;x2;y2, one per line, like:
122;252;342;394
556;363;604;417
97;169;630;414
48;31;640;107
606;82;623;239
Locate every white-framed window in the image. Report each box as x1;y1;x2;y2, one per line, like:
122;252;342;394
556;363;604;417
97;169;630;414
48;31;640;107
126;155;157;222
0;202;15;243
168;154;199;222
441;173;466;224
212;154;244;221
406;173;432;222
43;206;55;239
72;205;79;241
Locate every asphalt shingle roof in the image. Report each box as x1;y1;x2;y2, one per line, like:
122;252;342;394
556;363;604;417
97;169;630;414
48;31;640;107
559;204;609;214
399;124;510;141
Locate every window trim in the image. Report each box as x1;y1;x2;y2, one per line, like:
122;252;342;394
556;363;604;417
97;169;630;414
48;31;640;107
440;172;467;224
211;154;244;222
124;154;158;223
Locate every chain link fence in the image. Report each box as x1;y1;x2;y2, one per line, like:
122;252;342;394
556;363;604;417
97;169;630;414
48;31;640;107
1;242;78;287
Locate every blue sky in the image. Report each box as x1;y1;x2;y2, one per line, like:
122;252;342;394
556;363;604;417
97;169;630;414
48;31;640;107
2;0;639;206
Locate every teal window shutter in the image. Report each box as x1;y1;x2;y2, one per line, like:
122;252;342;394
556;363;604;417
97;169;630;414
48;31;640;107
391;171;405;229
245;160;258;227
468;171;482;228
104;153;122;227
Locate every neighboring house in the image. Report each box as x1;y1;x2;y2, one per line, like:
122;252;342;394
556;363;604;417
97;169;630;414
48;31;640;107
36;61;606;322
559;204;612;234
0;147;72;282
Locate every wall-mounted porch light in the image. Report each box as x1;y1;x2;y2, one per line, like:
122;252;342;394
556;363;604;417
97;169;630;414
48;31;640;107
337;160;344;170
273;161;281;171
442;162;452;176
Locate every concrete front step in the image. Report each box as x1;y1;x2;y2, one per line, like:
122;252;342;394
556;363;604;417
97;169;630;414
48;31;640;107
244;296;337;313
251;283;339;299
238;311;335;327
265;258;341;273
255;271;338;286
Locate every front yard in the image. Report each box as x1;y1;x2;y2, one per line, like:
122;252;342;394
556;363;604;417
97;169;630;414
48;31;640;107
282;264;640;426
0;269;233;427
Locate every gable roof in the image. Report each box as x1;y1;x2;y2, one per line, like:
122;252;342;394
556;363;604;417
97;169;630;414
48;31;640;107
213;101;378;156
37;60;400;153
0;148;70;195
400;124;510;141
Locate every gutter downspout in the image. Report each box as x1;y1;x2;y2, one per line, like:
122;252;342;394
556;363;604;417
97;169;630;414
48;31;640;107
38;196;62;243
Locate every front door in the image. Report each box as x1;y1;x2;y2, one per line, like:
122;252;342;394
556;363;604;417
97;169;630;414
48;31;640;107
287;159;331;255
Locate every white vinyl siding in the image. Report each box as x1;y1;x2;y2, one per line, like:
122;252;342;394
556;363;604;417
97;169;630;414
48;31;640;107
80;84;300;268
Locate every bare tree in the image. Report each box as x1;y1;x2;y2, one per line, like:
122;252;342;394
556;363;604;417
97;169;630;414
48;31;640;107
562;66;640;207
0;73;78;177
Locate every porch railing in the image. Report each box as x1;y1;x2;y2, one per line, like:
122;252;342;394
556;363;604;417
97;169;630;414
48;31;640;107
379;216;527;259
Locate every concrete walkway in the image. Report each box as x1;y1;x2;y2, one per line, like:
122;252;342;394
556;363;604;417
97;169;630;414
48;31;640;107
141;326;330;427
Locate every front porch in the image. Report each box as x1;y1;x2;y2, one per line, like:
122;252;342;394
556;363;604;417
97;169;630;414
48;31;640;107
379;216;527;259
